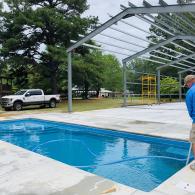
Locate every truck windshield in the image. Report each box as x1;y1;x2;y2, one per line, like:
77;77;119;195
14;90;27;95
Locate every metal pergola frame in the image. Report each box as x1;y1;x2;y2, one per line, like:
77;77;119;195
66;1;195;112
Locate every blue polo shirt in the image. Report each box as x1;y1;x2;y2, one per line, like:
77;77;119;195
186;83;195;123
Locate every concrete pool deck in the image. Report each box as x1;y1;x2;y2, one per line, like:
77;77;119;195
0;102;195;194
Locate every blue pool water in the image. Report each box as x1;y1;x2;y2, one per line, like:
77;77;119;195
0;119;192;192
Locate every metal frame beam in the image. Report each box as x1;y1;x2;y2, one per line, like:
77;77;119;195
109;25;188;59
157;69;161;104
157;0;195;34
178;66;195;74
110;10;195;64
95;33;145;49
119;7;194;53
159;0;195;31
97;31;195;68
70;40;130;56
67;2;195;112
157;53;195;70
156;0;195;51
143;0;195;59
139;57;166;65
79;34;184;65
68;52;72;113
84;17;195;68
123;61;127;107
71;40;170;65
122;35;195;63
67;3;195;52
179;73;182;102
128;1;195;64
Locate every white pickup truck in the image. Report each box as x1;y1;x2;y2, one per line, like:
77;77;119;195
1;89;60;111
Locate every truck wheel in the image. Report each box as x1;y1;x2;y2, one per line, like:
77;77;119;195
14;102;22;111
49;99;56;108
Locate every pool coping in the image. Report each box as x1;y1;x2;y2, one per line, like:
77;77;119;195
0;116;190;143
0;115;195;195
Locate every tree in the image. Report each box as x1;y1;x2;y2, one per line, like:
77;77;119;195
101;54;122;92
72;50;104;99
0;0;97;93
72;50;123;99
160;77;179;101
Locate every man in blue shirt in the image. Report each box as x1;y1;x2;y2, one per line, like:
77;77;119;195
185;75;195;171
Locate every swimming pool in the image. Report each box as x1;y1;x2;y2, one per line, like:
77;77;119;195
0;118;192;192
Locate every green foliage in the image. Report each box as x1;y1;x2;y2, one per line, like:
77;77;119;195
101;54;122;92
72;51;122;99
160;77;179;95
0;0;97;93
0;0;122;97
126;59;157;94
73;51;103;99
130;59;157;74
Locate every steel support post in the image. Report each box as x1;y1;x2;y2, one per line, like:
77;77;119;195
179;73;182;102
157;69;161;104
68;52;72;113
123;61;127;107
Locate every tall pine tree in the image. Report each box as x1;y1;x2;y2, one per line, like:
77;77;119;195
0;0;97;93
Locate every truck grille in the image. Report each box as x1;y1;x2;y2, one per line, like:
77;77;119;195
1;98;9;106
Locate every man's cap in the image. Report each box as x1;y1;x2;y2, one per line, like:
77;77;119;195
184;75;195;86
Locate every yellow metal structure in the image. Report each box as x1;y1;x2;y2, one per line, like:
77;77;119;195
141;75;157;104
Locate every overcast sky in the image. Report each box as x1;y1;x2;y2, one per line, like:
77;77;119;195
82;0;178;62
2;0;189;62
85;0;175;22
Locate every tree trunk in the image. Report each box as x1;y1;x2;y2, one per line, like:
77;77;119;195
83;81;89;99
169;94;172;102
96;88;100;98
50;62;58;94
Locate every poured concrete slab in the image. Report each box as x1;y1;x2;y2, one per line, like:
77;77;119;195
1;102;195;195
157;161;195;195
0;141;136;195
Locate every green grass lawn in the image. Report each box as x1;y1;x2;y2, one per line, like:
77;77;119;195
0;97;178;116
0;98;124;115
